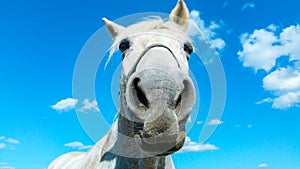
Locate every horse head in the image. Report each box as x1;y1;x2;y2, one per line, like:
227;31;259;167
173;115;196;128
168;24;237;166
103;0;196;156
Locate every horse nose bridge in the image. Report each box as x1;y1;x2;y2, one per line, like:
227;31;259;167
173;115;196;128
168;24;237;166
135;46;182;73
132;67;188;92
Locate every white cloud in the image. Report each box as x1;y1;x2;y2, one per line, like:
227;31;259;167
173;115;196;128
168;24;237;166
242;2;256;10
78;99;100;113
238;29;283;72
239;24;300;109
0;163;14;169
187;117;203;125
196;121;203;125
234;124;241;128
266;24;278;32
0;143;7;149
208;119;224;125
256;98;274;105
0;166;15;169
258;163;268;168
262;66;300;109
188;10;226;51
0;137;20;150
6;138;20;145
280;25;300;61
272;91;300;109
51;98;100;113
263;67;300;91
179;137;219;153
222;1;228;8
234;124;252;128
64;141;92;150
51;98;78;112
211;38;226;51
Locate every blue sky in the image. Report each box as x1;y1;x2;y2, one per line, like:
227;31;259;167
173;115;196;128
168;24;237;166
1;0;300;169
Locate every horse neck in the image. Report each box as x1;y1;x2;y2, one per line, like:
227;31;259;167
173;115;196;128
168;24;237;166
111;112;168;169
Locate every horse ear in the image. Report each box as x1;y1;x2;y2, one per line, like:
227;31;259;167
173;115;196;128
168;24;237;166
102;18;125;39
169;0;190;31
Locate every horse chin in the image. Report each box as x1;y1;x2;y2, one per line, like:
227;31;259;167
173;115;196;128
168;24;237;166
135;134;186;156
155;138;185;157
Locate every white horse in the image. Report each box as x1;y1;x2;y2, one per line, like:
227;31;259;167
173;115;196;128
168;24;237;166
48;0;195;168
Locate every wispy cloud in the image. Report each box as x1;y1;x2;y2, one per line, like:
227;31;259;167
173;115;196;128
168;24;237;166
208;119;224;125
222;1;228;8
242;2;256;10
0;167;15;169
0;162;15;169
258;163;268;168
256;98;274;105
234;124;241;128
188;10;226;52
6;138;20;145
179;137;219;153
238;24;300;109
52;98;100;113
0;166;15;169
196;121;203;125
64;141;92;150
187;118;203;125
234;124;252;128
78;99;100;113
0;137;20;149
51;98;78;112
0;143;7;149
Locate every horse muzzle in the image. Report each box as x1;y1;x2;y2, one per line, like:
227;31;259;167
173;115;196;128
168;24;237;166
125;68;195;155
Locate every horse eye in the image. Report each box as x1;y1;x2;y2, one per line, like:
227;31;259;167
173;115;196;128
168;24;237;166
183;42;193;56
119;39;130;53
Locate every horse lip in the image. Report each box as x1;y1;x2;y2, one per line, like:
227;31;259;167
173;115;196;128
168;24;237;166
140;137;177;151
141;132;178;144
135;135;185;156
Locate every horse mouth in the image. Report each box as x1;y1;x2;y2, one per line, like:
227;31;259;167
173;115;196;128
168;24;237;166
137;134;185;156
133;123;186;156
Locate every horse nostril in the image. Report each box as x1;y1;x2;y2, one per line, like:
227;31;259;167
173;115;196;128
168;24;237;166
174;94;182;108
133;78;149;108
